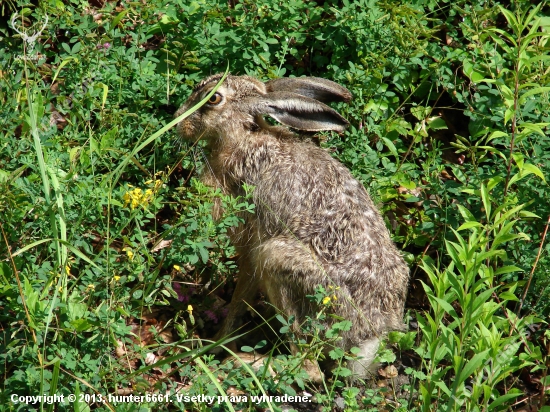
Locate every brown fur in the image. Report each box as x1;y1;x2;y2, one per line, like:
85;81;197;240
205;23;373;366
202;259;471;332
175;74;409;376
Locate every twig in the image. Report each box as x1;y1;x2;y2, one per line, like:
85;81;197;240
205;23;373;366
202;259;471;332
518;214;550;315
0;220;43;366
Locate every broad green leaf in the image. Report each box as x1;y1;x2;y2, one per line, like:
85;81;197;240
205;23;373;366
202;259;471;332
463;60;485;82
499;291;519;301
456;349;490;386
111;10;128;28
518;210;540;219
495;265;523;276
101;127;118;151
457;221;483;231
95;82;109;109
480;183;491;221
493;233;529;248
427;117;448;130
486;130;508;142
487;176;504;191
519;86;550;105
512;152;524;169
487;392;522;410
494;203;527;226
522;163;546;183
433;297;459;320
504;108;514;125
457;204;477;222
498;6;519;33
381;137;399;158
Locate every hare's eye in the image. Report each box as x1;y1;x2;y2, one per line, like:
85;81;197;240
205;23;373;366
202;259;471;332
208;93;222;105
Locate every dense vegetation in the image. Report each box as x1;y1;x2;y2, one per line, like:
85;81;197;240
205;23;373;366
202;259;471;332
0;0;549;410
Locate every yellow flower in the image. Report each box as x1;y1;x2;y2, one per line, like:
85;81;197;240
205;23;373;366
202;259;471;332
187;305;193;314
173;265;181;271
64;257;74;276
86;284;95;291
332;295;337;301
122;179;163;210
322;296;331;305
122;247;134;261
113;275;121;282
122;187;149;209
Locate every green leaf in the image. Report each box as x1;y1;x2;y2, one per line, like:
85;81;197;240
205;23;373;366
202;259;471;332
95;82;109;109
499;291;519;302
522;163;546;183
455;349;489;386
52;57;78;83
519;86;550;105
198;247;209;264
519;210;540;219
487;176;504;191
111;10;128;28
498;6;519;33
457;221;483;231
480;183;491;221
381;137;399;158
462;60;484;82
101;127;118;151
487;392;522;410
433;297;459;320
504;108;514;125
410;105;428;120
70;318;93;332
427;117;447;130
486;130;508;142
495;265;523;275
457;204;477;222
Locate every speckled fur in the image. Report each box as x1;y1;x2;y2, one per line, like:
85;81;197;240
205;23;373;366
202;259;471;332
175;74;410;376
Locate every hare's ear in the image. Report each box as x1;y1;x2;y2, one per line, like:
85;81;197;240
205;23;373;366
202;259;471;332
251;92;349;133
265;77;352;103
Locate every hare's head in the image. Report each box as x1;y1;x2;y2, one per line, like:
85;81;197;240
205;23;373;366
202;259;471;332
175;74;352;145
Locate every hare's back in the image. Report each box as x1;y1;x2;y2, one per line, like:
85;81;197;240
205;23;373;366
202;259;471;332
254;140;393;260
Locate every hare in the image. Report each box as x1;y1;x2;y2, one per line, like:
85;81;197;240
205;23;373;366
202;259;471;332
175;73;409;377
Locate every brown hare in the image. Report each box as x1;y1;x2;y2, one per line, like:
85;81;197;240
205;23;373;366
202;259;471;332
175;73;409;377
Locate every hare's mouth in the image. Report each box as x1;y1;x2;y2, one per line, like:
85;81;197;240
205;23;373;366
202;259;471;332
177;119;197;140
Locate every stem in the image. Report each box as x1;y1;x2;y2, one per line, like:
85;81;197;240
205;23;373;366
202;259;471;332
0;221;43;366
517;214;550;315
